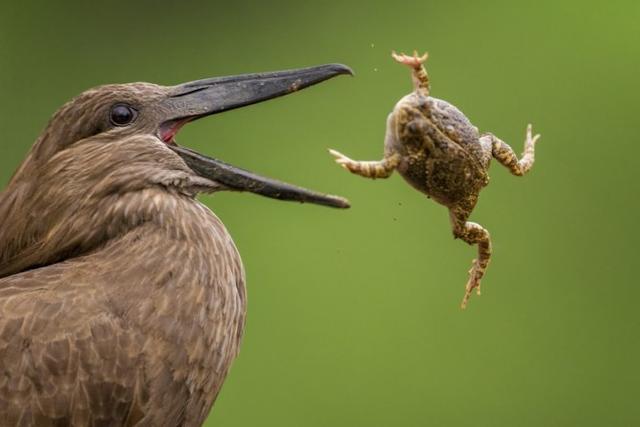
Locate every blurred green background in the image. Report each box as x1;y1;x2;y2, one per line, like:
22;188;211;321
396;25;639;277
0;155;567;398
1;0;639;425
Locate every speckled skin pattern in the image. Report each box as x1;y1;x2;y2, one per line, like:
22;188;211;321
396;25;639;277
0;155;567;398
330;51;539;308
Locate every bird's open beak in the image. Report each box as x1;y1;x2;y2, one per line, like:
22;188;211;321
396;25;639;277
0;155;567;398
159;64;352;208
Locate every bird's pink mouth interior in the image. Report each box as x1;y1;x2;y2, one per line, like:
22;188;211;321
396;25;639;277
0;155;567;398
159;119;192;144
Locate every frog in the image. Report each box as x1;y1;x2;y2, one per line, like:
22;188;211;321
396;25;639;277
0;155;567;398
329;51;539;308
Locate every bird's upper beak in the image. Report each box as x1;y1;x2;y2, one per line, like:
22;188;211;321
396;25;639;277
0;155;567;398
158;64;352;208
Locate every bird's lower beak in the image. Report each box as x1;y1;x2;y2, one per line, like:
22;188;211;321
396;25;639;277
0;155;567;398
159;64;352;208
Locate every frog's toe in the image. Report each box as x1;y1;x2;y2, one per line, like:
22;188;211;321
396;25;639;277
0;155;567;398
328;148;350;163
413;50;429;63
391;50;403;61
461;279;480;309
526;124;533;139
328;148;343;158
328;149;355;171
526;124;541;144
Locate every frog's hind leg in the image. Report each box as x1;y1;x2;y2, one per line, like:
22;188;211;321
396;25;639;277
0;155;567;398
392;50;430;96
449;205;492;309
328;149;399;179
481;124;540;176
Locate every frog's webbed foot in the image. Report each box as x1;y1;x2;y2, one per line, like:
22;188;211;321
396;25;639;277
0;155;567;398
524;123;541;159
392;50;428;68
462;258;487;309
449;208;492;309
391;50;430;95
329;149;398;179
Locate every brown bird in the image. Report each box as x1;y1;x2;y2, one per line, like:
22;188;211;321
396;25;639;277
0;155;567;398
0;64;351;426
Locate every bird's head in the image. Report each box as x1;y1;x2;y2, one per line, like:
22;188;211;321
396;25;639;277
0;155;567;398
0;64;353;278
15;64;352;208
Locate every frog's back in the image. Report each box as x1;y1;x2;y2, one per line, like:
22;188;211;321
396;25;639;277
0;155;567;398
388;93;489;206
421;96;485;163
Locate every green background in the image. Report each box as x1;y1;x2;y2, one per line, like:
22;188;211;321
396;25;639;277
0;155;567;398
1;0;638;425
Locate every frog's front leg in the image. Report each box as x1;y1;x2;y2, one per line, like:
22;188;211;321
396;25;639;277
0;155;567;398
481;124;540;176
328;149;399;179
449;205;492;309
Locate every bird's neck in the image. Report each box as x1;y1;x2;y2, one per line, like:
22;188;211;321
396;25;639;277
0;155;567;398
90;193;246;420
92;191;246;327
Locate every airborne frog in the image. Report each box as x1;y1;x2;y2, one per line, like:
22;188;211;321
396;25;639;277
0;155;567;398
329;51;539;308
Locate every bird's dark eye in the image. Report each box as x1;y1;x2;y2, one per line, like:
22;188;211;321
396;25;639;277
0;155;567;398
109;104;137;126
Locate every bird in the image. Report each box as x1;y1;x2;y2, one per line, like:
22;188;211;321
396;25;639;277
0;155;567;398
0;63;352;426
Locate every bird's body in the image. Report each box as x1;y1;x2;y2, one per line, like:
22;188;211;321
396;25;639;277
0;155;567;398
0;137;245;426
0;65;351;425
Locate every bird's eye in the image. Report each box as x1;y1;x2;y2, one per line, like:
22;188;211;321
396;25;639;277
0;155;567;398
109;104;138;126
